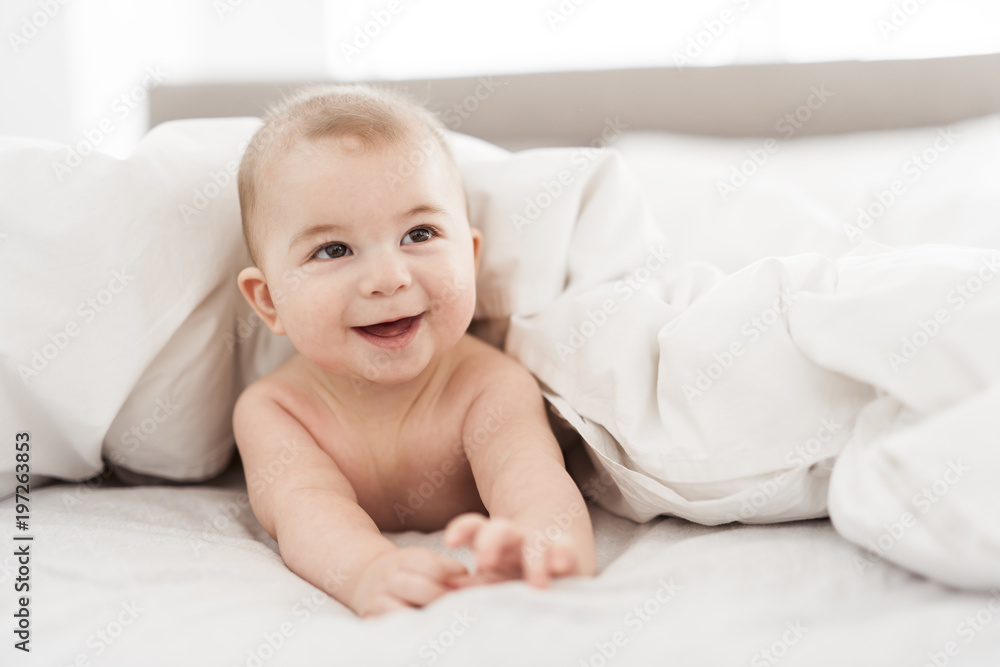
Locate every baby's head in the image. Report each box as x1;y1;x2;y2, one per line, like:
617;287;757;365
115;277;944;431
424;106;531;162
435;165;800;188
236;84;482;387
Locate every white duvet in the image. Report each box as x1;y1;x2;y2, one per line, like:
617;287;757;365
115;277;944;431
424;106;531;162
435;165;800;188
460;114;1000;593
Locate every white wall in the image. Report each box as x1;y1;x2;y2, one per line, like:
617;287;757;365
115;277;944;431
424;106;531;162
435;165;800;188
2;0;74;144
3;0;999;155
2;0;326;156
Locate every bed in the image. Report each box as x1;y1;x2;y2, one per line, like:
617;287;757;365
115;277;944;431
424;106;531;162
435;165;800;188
4;55;1000;666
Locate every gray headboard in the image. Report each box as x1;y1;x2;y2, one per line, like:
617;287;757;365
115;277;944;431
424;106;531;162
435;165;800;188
149;54;1000;149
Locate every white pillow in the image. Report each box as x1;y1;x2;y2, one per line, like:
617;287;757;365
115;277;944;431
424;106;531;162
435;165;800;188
0;118;261;496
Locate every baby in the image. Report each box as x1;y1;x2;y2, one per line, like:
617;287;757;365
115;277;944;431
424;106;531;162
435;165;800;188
232;84;596;617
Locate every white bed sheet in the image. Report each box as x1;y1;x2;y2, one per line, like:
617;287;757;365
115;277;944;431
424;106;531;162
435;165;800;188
2;460;999;667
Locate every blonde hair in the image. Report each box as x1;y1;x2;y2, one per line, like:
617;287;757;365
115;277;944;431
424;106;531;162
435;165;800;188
237;83;460;268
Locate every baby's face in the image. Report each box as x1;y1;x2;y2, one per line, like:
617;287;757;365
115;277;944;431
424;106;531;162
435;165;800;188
256;134;481;385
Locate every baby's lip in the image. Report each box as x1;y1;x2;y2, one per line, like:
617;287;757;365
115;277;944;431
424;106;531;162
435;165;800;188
352;313;425;347
354;312;424;328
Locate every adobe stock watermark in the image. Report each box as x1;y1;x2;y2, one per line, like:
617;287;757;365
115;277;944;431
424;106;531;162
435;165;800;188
7;0;71;53
393;405;507;524
0;553;22;587
441;77;504;130
51;65;170;181
60;460;118;511
877;0;932;41
224;310;264;353
921;590;1000;667
578;465;618;506
119;396;181;451
545;0;591;31
234;574;347;667
750;620;809;666
384;134;444;190
60;396;180;509
222;264;308;356
683;288;797;403
61;600;144;667
724;415;845;523
189;492;252;556
180;158;241;224
349;274;472;394
716;85;833;202
338;0;414;63
672;0;755;70
886;252;999;373
511;116;629;234
17;267;134;385
854;459;969;573
255;253;325;314
521;502;589;567
384;78;504;189
843;126;959;243
186;123;277;223
555;244;672;361
246;438;306;497
214;0;247;21
577;577;681;667
406;610;478;667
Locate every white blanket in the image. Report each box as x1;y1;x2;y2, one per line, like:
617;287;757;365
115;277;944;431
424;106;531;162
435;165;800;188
472;115;1000;593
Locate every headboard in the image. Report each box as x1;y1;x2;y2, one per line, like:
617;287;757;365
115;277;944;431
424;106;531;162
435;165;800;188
149;54;1000;150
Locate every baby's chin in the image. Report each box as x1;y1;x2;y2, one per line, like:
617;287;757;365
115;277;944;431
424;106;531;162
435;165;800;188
303;349;438;391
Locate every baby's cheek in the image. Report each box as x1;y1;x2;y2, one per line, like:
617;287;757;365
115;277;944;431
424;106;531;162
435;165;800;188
283;301;339;353
429;268;477;321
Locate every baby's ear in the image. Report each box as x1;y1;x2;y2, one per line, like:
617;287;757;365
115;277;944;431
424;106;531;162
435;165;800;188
237;266;286;336
471;227;483;276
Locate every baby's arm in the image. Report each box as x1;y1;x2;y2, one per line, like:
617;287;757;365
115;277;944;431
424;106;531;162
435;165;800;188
444;362;596;586
233;385;468;616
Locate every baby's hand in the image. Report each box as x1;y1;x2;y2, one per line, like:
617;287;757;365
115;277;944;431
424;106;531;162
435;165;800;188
351;546;469;617
443;513;579;588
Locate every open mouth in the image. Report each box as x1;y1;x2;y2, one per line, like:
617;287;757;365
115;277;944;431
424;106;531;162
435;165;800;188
352;313;424;349
356;314;420;337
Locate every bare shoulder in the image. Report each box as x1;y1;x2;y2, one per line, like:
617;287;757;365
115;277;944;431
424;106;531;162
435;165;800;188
232;354;338;478
450;335;562;471
233;353;322;428
449;334;552;450
449;333;542;402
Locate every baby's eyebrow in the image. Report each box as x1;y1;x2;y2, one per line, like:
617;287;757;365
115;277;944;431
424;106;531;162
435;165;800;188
288;223;349;251
403;204;446;218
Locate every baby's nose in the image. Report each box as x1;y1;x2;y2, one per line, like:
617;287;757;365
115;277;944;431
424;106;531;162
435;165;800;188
363;254;412;296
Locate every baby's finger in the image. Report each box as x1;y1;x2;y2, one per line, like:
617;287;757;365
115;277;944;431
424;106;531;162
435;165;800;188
444;569;510;589
443;513;488;548
547;541;578;578
386;569;450;607
521;542;550;589
400;549;469;582
473;519;521;572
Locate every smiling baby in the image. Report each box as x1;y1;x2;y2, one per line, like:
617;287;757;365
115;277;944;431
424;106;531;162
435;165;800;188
232;84;596;617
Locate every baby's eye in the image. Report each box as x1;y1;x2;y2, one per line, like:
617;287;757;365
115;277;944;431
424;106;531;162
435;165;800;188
402;226;438;245
312;243;351;260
